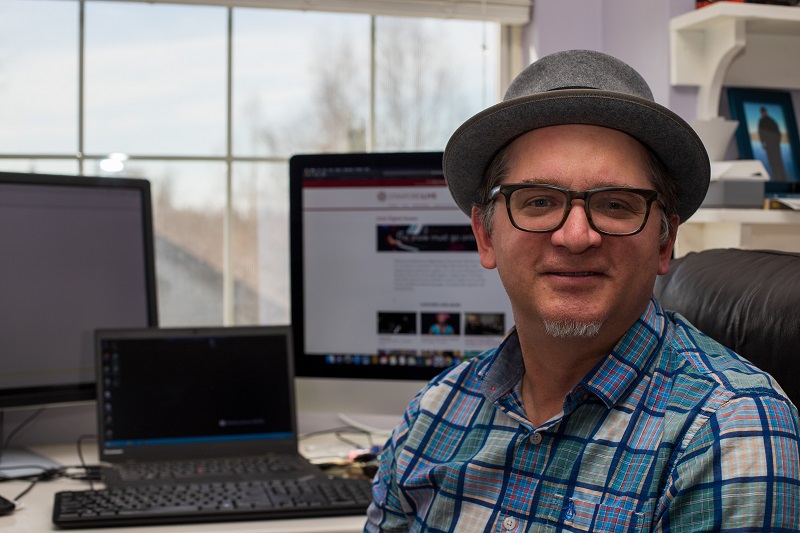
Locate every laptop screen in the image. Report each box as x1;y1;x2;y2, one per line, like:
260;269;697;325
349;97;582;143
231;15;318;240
96;326;297;463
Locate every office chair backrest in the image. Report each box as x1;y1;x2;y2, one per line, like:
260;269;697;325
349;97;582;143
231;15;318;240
654;248;800;407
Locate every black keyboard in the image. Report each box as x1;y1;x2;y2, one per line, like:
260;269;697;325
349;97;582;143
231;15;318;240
53;477;373;529
115;455;306;482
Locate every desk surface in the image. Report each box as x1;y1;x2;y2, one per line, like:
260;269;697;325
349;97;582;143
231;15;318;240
0;443;368;533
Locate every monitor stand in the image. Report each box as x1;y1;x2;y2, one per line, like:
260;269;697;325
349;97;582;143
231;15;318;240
334;412;399;436
294;377;424;435
0;448;63;480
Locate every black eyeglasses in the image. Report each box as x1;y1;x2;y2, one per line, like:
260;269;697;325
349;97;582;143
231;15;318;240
489;184;663;236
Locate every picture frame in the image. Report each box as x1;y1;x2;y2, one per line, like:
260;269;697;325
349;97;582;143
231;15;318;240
727;87;800;183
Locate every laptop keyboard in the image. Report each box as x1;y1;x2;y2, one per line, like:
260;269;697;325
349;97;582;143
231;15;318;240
116;455;307;482
53;476;373;528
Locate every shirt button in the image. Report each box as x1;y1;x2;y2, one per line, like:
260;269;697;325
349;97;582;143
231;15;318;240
530;432;543;445
503;516;517;530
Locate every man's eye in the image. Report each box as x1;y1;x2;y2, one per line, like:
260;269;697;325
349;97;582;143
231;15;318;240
529;197;554;207
604;200;628;210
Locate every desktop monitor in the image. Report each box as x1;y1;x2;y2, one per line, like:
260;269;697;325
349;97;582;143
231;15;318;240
0;172;159;410
289;152;513;429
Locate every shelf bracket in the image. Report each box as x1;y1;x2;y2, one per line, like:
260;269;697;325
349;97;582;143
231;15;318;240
671;16;746;120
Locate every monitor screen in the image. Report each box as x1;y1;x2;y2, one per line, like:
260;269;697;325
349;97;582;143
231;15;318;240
0;172;158;409
289;152;513;388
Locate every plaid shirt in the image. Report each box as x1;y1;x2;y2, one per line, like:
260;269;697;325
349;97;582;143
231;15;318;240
365;298;800;532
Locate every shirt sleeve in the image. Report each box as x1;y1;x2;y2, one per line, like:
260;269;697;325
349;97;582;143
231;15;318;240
657;391;800;531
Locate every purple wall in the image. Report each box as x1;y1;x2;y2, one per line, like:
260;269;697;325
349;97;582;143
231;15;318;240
523;0;698;123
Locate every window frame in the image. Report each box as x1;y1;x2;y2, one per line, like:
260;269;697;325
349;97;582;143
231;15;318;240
0;0;520;324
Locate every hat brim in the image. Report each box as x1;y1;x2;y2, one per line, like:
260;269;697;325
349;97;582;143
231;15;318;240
443;88;710;223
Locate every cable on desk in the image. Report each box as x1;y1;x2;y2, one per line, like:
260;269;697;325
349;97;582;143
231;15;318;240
13;477;40;501
299;426;381;480
0;413;100;504
337;413;395;437
0;408;45;468
0;407;62;497
76;434;98;491
0;463;62;481
0;463;64;504
299;425;377;450
5;462;101;503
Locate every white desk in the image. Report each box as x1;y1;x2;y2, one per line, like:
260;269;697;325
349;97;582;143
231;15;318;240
675;208;800;258
0;443;367;533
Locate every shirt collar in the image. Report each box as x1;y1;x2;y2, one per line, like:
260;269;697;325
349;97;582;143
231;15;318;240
480;328;524;403
579;298;667;408
480;298;667;409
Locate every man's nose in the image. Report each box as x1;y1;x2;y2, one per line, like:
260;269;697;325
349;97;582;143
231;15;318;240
550;201;602;252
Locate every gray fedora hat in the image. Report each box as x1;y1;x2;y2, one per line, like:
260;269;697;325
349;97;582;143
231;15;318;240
443;49;710;223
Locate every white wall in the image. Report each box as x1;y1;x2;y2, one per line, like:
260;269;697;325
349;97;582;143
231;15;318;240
523;0;698;123
522;0;800;163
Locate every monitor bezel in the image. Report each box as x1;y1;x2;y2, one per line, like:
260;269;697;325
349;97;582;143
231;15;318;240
289;151;461;382
95;325;297;464
0;171;159;409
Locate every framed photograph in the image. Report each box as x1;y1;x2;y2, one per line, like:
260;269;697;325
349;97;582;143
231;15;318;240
727;88;800;183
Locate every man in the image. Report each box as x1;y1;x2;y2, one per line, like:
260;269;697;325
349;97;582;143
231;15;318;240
364;50;800;532
758;106;787;182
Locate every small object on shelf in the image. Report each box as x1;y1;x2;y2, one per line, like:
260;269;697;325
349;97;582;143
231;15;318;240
703;160;769;209
711;159;770;181
702;180;767;208
698;0;799;6
764;197;800;210
764;181;800;209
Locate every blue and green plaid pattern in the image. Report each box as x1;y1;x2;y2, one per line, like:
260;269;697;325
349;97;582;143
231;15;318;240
365;298;800;532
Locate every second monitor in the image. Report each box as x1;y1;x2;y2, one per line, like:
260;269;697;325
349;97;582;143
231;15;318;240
289;152;513;422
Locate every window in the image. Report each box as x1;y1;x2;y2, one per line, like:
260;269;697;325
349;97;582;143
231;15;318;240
0;1;79;156
0;0;501;327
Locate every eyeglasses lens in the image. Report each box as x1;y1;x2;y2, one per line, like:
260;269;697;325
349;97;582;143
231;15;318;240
508;188;649;235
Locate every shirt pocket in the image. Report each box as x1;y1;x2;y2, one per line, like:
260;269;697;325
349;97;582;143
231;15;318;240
561;495;649;533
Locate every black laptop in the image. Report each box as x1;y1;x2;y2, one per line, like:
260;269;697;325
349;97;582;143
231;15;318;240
94;325;326;486
52;326;372;528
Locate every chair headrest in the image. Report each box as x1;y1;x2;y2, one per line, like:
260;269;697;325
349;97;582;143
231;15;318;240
654;248;800;406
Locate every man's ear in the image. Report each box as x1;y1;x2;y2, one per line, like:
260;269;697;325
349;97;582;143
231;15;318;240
472;207;497;270
658;214;680;275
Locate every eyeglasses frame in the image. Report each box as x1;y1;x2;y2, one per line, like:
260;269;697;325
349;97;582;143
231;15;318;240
488;183;663;237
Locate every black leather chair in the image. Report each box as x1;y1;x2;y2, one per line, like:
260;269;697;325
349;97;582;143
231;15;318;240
654;248;800;407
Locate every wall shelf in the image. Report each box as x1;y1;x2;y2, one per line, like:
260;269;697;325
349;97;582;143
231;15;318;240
670;2;800;120
676;207;800;258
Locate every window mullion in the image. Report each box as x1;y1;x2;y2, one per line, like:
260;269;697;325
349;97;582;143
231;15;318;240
223;7;235;325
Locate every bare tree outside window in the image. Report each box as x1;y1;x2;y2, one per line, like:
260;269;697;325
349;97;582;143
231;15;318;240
0;2;497;327
245;17;483;157
374;18;461;151
310;36;368;152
